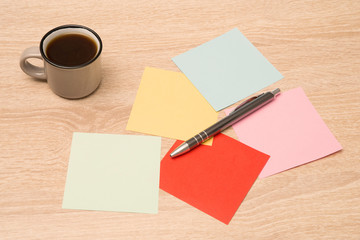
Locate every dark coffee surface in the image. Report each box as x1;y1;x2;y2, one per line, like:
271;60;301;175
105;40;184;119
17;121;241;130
46;34;97;67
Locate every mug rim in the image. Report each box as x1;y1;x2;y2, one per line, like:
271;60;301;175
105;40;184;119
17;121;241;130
39;24;103;69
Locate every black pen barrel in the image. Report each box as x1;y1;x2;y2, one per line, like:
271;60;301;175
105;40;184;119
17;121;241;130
204;91;275;139
218;92;274;131
175;89;280;157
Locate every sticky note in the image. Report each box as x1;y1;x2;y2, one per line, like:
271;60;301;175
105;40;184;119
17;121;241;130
172;28;283;111
225;88;342;178
62;132;161;214
160;133;269;224
126;67;218;145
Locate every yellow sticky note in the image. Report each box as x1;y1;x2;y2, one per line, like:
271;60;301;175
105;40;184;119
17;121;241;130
126;67;218;145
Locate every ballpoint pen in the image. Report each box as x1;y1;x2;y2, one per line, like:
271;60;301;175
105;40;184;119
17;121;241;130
170;88;281;158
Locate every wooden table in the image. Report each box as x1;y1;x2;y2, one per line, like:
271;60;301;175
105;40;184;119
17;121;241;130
1;1;359;239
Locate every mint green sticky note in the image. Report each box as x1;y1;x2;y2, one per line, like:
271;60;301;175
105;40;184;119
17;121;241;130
172;28;283;111
62;133;161;214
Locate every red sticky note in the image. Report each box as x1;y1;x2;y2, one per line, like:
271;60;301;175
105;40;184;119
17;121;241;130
160;133;269;224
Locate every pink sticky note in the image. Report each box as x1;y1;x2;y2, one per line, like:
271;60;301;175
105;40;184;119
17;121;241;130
225;87;342;178
160;133;269;224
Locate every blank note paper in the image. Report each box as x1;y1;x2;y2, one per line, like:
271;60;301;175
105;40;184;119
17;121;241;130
172;28;283;111
225;87;343;178
160;133;269;224
62;133;161;214
126;67;218;145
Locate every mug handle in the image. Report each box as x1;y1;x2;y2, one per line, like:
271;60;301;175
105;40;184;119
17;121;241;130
19;46;47;80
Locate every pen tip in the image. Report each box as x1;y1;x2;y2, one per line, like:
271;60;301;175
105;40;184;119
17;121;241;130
170;142;190;158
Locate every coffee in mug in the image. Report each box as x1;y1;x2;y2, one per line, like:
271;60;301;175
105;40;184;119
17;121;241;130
46;34;98;67
20;24;103;99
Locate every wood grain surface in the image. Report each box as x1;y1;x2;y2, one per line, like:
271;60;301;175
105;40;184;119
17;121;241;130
1;0;359;239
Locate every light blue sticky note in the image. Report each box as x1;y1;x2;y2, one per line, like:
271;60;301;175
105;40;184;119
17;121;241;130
62;133;161;214
172;28;283;111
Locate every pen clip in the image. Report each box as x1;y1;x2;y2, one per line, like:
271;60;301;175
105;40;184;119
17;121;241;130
231;93;264;113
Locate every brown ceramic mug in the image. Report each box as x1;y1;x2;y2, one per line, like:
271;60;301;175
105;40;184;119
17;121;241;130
20;25;102;99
